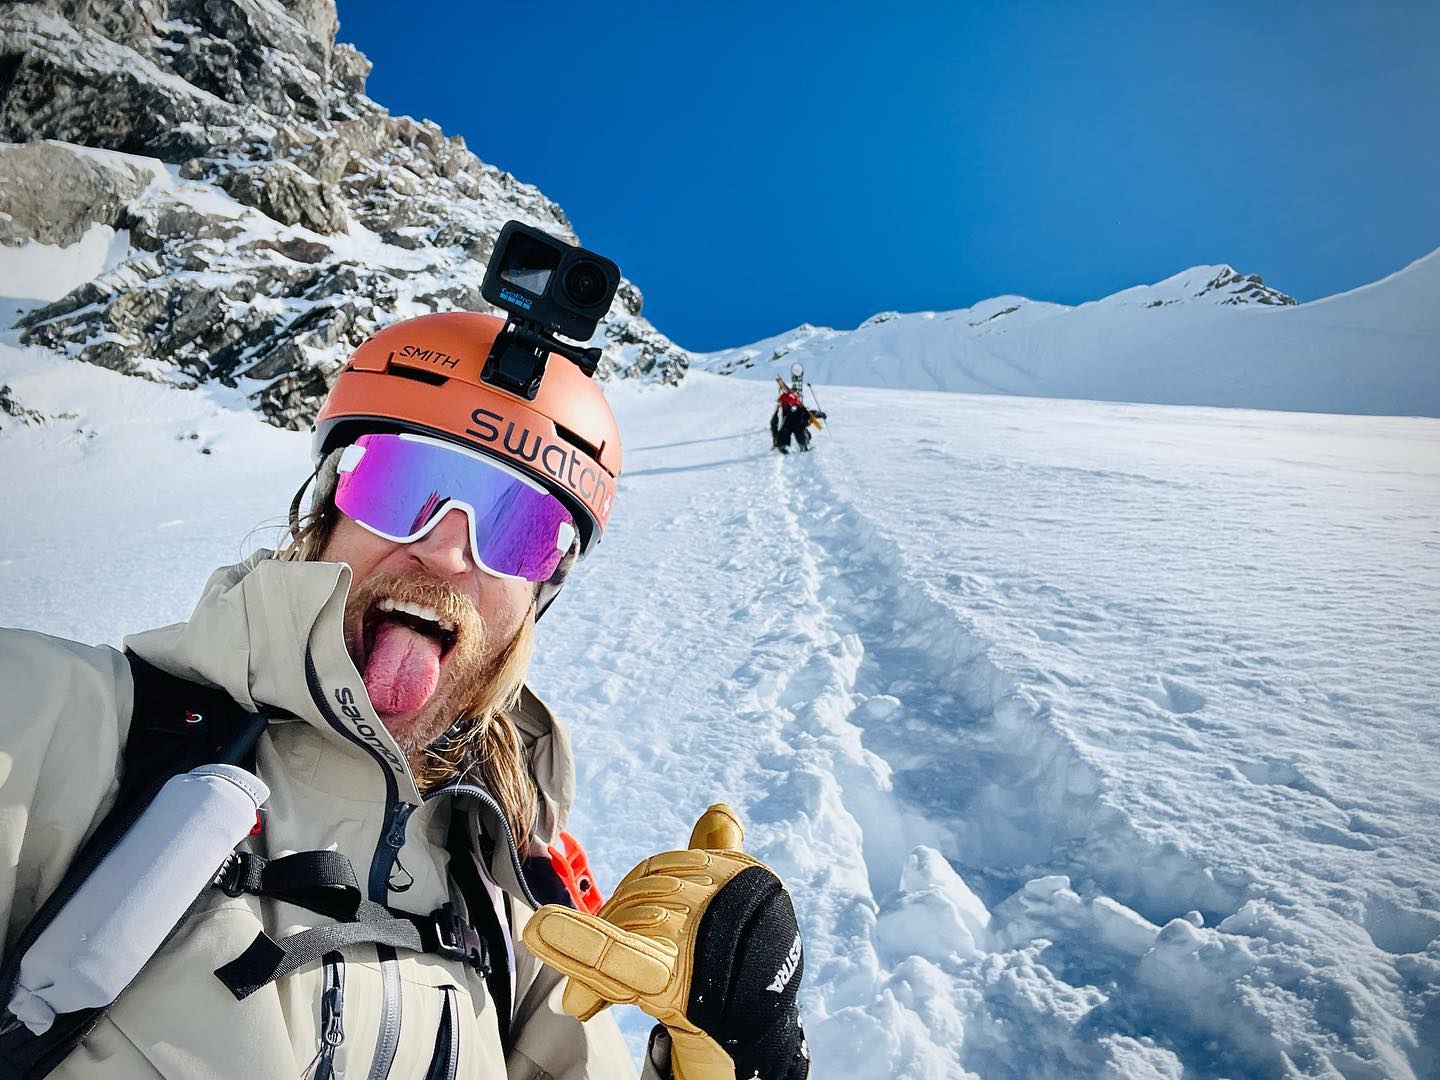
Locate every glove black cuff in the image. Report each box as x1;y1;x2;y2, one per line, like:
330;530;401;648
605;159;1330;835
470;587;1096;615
688;865;809;1079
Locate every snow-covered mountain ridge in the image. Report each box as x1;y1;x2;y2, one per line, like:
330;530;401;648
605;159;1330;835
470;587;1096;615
0;0;688;429
699;248;1440;417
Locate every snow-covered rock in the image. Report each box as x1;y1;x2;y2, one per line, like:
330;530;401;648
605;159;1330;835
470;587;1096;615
0;0;688;429
1106;264;1296;308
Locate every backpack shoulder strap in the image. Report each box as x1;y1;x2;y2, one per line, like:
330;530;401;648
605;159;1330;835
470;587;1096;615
121;652;258;794
0;656;262;1078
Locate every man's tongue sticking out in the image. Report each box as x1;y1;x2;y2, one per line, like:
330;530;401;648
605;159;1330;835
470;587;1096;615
364;619;443;716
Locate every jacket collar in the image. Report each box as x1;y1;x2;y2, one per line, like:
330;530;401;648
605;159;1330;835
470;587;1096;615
123;552;575;829
125;551;419;804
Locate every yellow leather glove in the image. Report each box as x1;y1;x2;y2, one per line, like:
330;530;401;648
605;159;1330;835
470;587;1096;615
522;805;808;1080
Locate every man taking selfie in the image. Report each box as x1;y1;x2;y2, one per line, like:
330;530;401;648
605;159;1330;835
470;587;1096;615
0;225;809;1080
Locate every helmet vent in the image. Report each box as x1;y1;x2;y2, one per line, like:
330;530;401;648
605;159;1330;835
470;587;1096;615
389;365;449;387
553;421;602;462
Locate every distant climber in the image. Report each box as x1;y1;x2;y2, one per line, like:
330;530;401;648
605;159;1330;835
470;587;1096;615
771;363;826;453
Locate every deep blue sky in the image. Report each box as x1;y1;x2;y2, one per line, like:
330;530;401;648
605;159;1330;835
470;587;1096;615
337;2;1440;352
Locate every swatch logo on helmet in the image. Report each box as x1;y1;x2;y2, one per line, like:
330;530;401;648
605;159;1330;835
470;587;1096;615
466;407;614;520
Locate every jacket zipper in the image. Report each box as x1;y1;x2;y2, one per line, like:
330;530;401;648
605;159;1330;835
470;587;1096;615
309;952;346;1080
303;655;540;1080
380;799;418;891
304;648;412;1080
422;782;540;909
423;986;459;1080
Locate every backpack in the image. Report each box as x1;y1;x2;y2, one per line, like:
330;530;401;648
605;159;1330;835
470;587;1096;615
0;652;264;1077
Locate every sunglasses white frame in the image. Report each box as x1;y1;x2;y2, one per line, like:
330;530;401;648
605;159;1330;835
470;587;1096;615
336;432;578;583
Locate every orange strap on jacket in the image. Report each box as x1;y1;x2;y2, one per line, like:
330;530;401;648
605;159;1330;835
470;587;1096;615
546;831;605;915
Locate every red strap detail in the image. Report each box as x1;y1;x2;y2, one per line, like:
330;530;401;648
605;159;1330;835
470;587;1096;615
249;811;263;837
547;831;605;914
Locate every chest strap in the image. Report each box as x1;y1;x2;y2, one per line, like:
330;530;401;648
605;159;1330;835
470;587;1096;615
212;851;488;1000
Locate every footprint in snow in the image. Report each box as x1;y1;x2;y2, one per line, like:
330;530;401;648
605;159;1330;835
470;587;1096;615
1144;676;1207;714
1300;823;1376;851
1236;757;1344;805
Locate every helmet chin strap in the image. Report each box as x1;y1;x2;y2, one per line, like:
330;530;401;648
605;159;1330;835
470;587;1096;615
535;581;562;621
287;448;347;544
286;465;320;541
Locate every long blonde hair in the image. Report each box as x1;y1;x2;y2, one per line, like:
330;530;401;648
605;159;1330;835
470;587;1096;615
279;465;539;853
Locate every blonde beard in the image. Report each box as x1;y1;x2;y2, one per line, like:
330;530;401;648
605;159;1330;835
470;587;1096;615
342;571;534;791
411;612;539;854
410;612;536;798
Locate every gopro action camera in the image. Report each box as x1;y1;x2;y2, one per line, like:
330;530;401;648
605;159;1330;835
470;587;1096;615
480;221;621;399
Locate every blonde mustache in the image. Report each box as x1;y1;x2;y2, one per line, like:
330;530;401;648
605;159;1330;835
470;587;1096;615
345;571;490;657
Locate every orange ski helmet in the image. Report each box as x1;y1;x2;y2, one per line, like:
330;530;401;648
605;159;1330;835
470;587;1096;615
313;311;622;556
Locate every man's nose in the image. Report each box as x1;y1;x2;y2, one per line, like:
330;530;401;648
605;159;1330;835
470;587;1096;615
409;506;473;577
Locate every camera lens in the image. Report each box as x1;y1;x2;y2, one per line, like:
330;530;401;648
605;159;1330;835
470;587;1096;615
562;260;609;310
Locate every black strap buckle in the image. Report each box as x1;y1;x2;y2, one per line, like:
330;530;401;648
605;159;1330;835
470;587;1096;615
214;852;249;898
426;902;489;973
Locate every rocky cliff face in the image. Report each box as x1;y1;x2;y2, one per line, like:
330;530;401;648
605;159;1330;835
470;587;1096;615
0;0;687;427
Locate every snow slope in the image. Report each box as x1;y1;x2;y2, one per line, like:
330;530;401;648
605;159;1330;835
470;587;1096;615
4;341;1436;1078
0;221;132;327
696;249;1440;417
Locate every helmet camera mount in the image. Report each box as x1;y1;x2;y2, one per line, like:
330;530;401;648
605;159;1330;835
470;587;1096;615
479;221;621;400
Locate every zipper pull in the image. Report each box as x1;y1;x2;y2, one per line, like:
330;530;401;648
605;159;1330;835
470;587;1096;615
301;990;344;1080
384;802;416;894
385;802;412;849
320;985;345;1048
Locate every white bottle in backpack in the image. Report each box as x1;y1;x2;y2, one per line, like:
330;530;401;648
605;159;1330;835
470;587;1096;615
6;764;269;1034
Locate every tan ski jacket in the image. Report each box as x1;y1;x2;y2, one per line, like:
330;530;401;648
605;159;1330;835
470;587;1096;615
0;553;656;1079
